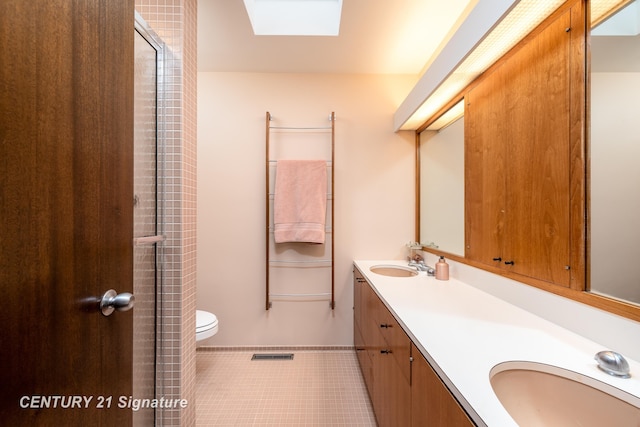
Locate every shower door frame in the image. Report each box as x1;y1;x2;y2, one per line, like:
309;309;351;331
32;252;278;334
134;11;166;426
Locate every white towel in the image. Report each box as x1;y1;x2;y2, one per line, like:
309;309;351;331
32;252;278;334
274;160;327;244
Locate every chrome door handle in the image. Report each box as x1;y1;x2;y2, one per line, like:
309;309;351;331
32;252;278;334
100;289;135;316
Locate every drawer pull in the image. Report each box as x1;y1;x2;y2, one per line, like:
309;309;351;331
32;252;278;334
380;350;392;354
380;324;391;328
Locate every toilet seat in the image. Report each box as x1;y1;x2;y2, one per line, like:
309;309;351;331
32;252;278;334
196;310;219;341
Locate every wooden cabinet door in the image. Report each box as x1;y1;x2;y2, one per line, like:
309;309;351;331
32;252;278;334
354;272;411;427
386;355;411;427
377;348;411;427
354;269;366;330
465;8;573;286
369;307;410;427
354;324;373;396
504;9;571;286
353;269;373;398
363;282;385;415
369;322;389;426
465;79;507;267
411;344;474;427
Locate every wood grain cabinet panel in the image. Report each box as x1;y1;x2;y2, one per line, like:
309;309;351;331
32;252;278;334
377;303;412;383
411;343;474;427
465;7;575;287
353;267;470;427
354;269;365;331
353;268;410;427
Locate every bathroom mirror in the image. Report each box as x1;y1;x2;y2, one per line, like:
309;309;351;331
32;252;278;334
418;101;465;257
415;0;640;322
589;0;640;305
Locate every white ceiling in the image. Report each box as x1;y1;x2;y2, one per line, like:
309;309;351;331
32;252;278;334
197;0;474;74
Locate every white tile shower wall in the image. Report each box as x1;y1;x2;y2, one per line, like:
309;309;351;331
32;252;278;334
135;1;197;426
182;0;198;425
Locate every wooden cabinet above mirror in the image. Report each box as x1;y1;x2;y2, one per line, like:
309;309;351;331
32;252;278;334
465;5;578;288
415;0;640;318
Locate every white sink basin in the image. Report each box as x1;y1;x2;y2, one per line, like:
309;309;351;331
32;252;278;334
490;361;640;426
369;264;418;278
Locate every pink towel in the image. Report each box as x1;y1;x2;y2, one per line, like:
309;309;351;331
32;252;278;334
274;160;327;244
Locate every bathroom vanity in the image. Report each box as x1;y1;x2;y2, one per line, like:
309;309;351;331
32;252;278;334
354;266;472;426
353;260;640;426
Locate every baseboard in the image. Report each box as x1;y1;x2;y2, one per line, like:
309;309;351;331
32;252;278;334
196;345;355;352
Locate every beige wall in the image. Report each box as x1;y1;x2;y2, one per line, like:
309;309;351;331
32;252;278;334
197;72;416;346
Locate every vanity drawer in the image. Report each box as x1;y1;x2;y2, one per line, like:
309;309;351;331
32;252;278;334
355;267;411;387
360;276;411;383
377;303;411;383
354;322;374;399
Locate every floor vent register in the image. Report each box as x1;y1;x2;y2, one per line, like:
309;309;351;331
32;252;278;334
251;353;294;361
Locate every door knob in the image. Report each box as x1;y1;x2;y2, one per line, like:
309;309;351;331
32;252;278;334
100;289;135;316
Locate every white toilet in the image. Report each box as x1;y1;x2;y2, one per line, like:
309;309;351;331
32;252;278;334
196;310;219;342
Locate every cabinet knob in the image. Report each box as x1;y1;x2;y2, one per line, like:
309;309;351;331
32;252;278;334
504;260;515;265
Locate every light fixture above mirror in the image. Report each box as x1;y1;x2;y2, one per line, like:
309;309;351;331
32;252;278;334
396;0;568;131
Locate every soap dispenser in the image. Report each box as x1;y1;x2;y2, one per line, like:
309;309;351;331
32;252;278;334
435;256;449;281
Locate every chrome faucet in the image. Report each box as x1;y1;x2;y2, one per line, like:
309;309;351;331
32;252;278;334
595;350;631;378
408;259;435;275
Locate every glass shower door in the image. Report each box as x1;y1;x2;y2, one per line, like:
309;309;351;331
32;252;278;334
133;15;164;427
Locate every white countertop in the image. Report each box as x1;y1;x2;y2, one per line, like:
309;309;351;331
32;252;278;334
354;260;640;426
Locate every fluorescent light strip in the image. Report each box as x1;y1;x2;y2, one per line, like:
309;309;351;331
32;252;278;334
404;0;632;130
591;0;634;27
425;100;464;131
401;0;565;130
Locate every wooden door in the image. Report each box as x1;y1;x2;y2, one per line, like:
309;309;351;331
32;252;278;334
0;1;134;425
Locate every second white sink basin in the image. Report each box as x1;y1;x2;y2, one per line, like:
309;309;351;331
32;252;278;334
490;361;640;426
369;264;418;277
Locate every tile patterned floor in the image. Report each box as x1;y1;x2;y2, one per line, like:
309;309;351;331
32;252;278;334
196;350;377;426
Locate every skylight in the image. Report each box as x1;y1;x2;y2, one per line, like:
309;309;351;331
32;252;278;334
243;0;343;36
